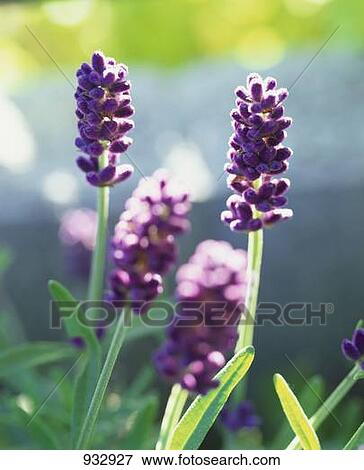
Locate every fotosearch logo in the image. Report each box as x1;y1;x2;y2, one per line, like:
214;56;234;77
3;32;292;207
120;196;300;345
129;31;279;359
49;300;334;330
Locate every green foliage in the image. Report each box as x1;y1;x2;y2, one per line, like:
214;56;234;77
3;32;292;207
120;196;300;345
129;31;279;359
273;374;321;450
48;280;100;350
47;280;102;445
271;375;325;449
156;384;189;450
120;395;159;449
168;346;255;450
0;342;75;378
344;421;364;449
0;0;361;89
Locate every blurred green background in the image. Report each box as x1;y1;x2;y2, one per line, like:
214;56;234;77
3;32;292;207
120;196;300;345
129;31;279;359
0;0;362;87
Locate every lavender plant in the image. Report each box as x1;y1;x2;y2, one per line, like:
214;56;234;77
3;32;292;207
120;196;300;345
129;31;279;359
0;61;363;452
75;169;191;449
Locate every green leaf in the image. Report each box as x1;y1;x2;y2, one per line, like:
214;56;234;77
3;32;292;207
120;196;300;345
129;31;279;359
16;407;62;449
344;421;364;449
48;280;102;446
0;407;63;449
168;346;255;450
271;375;325;449
71;352;101;445
157;384;189;450
120;395;159;449
126;366;154;397
0;342;75;378
48;280;99;350
274;374;321;450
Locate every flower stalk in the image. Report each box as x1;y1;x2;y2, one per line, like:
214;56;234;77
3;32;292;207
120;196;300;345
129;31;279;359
231;219;263;405
235;201;264;354
88;152;110;301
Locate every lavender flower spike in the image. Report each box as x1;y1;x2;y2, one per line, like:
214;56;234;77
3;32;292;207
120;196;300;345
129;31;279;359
222;73;293;232
341;327;364;370
154;240;247;395
75;51;135;187
106;169;191;303
221;400;261;433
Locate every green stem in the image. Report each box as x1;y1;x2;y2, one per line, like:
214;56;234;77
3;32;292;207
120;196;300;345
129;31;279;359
88;153;110;301
234;227;264;353
227;201;263;417
156;384;188;450
75;309;130;449
287;364;360;450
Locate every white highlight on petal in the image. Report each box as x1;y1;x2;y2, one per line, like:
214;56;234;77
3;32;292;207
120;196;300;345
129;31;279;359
162;141;214;202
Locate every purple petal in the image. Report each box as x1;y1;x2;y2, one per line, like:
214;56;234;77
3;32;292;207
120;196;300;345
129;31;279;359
341;339;360;361
76;156;96;173
113;164;134;184
99;165;116;183
109;137;132;154
353;329;364;355
86;172;101;187
92;51;106;73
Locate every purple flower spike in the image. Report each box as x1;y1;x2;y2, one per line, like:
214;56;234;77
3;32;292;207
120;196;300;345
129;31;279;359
341;327;364;363
106;170;190;303
222;73;293;232
75;51;134;187
69;336;85;349
221;400;261;433
154;240;247;395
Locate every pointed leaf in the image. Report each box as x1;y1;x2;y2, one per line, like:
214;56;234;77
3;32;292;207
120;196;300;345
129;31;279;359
48;280;103;446
274;374;321;450
71;352;101;445
0;342;75;378
271;375;325;449
168;346;255;450
16;407;62;449
157;384;188;450
48;280;100;351
344;421;364;449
